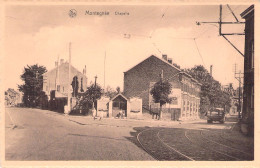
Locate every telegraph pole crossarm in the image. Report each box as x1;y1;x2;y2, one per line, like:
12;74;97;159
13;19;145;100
222;35;244;57
196;21;245;25
227;4;239;22
196;5;245;57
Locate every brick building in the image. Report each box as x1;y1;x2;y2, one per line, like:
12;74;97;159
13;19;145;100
123;55;201;120
42;59;88;99
240;5;254;135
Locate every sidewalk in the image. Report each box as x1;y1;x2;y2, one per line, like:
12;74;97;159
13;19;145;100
66;113;205;128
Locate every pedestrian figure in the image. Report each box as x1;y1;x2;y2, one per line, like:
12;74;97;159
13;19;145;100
119;110;123;119
122;110;125;119
99;111;103;121
92;107;96;120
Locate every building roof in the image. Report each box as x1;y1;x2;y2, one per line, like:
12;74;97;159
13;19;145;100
124;55;202;86
43;62;85;77
110;93;128;101
124;55;181;73
241;5;254;18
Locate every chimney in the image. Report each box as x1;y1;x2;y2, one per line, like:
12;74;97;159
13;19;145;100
60;59;64;64
210;65;213;76
168;58;172;64
162;54;167;61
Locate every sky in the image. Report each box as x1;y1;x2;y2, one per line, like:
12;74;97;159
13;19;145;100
3;4;249;91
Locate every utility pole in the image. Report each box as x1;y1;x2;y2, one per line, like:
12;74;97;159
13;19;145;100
104;51;106;91
94;75;97;87
55;56;59;91
234;64;244;119
94;75;98;116
219;5;222;36
210;65;213;76
238;71;241;119
159;70;164;120
196;5;245;57
56;55;60;91
66;42;72;115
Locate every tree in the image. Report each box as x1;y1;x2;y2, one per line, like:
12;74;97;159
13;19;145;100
71;76;79;97
77;83;102;112
18;64;47;107
150;80;172;120
186;65;231;116
104;85;117;99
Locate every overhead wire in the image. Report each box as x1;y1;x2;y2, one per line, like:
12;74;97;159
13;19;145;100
6;5;244;67
194;5;242;39
149;6;169;38
148;6;169;55
192;5;244;68
193;38;206;67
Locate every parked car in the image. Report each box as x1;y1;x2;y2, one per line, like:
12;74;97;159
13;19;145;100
206;108;225;123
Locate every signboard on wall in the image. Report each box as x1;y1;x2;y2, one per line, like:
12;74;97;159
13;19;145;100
169;88;182;108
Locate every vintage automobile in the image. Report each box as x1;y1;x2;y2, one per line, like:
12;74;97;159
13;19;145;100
206;108;225;123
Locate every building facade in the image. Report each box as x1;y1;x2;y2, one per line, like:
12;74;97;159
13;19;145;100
241;5;254;135
42;59;88;99
124;55;201;120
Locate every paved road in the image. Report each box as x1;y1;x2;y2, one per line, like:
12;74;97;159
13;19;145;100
5;107;154;160
5;107;254;161
136;119;254;161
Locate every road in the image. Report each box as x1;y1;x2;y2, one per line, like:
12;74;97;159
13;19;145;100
5;107;254;161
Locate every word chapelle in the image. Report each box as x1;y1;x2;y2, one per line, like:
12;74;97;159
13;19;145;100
85;10;129;16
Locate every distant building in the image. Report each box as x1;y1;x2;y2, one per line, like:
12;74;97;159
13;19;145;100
42;59;88;100
240;5;254;135
124;55;201;120
222;84;243;115
5;88;22;106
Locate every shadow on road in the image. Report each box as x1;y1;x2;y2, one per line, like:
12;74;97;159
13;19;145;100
124;124;254;161
68;133;129;142
124;126;151;152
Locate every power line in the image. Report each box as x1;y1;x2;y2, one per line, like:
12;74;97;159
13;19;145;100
151;42;162;54
192;6;244;68
149;6;169;38
195;5;242;39
193;38;206;67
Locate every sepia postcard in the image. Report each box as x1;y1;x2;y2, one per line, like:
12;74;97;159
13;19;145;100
0;1;259;168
